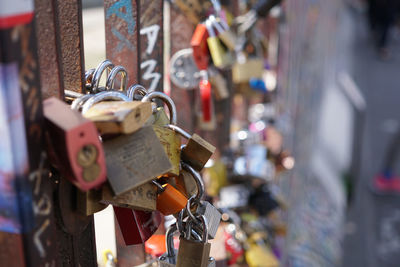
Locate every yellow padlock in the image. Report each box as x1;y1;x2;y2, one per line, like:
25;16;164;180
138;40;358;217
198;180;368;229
206;19;230;68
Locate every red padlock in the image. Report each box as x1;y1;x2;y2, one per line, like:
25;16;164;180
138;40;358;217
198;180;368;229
199;71;212;122
43;97;107;191
191;23;210;70
113;207;162;245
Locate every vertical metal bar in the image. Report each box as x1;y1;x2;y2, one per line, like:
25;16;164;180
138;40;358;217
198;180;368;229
34;0;63;99
138;0;163;92
0;19;59;267
53;0;86;95
104;0;139;85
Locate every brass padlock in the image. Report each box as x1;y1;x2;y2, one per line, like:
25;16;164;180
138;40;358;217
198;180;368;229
153;180;188;216
208;67;229;100
103;125;173;196
209;15;237;51
166;124;216;172
232;55;264;83
76;188;107;216
176;215;211;267
142;92;180;177
205;19;230;69
101;182;157;211
81;90;152;135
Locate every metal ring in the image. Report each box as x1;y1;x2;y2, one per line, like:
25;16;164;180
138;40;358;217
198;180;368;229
185;196;198;223
141;91;177;125
182;162;204;202
105;65;128;92
127;84;148;100
64;90;84;99
90;60;115;93
166;223;178;258
71;94;94;111
81;91;130;114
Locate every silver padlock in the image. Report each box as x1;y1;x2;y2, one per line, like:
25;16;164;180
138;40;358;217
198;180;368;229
158;224;178;267
182;162;221;239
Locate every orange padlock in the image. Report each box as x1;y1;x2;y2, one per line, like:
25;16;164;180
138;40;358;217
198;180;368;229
153;180;188;215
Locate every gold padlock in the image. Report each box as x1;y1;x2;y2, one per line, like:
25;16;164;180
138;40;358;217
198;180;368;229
142;91;181;177
101;182;157;211
206;19;230;69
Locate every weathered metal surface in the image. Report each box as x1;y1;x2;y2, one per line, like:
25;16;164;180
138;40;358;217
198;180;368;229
169;6;196;132
138;0;163;92
34;0;62;99
104;0;139;85
54;0;86;94
0;22;60;266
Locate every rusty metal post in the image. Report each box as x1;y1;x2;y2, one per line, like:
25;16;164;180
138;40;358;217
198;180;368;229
104;0;139;85
138;0;163;93
0;10;59;267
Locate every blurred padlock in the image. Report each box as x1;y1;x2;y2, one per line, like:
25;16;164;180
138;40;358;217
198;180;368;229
209;15;237;51
199;71;213;122
208;67;229;100
113;207;162;245
191;23;210;70
43;97;107;191
206;19;229;68
76;188;107;216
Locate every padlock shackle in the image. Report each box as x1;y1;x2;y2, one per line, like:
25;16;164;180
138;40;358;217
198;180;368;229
65;89;84;99
182;162;205;202
205;19;217;38
166;124;191;140
85;68;96;85
71;94;94;110
198;215;209;243
142;92;177;125
152;180;165;193
127;84;148;100
105;65;128;92
209;15;225;34
91;59;115;93
165;223;178;258
81;91;130;114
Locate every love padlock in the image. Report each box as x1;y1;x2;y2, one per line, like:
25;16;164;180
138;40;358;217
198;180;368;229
113;207;162;245
142;92;181;177
153;180;188;216
43;97;107;191
166;124;216;172
191;23;210;71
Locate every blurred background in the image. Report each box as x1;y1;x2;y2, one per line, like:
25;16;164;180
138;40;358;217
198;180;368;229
80;0;400;266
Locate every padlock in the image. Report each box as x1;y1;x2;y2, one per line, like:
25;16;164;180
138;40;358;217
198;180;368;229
103;125;172;196
191;23;210;70
76;188;107;216
199;70;213;122
113;206;162;245
208;67;229;100
153;180;188;216
101;182;157;211
81;91;152;135
166;125;216;171
176;215;211;267
174;168;198;199
205;19;229;68
90;59;115;93
232;55;264;83
142;92;180;177
43;97;107;191
182;163;221;239
169;48;202;90
158;223;178;266
209;15;237;51
105;65;128;92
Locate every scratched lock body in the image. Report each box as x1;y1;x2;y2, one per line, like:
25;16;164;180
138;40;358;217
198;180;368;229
43;97;107;191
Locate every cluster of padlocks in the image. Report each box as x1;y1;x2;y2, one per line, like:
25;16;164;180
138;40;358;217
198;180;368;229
44;59;222;266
